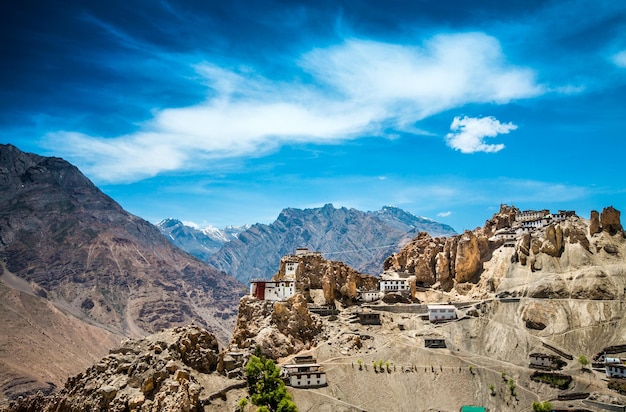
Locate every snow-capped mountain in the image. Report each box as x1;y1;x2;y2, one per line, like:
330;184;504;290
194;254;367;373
156;218;250;261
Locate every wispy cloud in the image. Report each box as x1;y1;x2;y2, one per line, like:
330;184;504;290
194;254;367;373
46;32;542;183
437;211;452;217
612;50;626;68
445;115;517;154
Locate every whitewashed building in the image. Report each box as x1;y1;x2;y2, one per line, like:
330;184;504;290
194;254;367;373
427;304;457;322
281;359;327;388
606;362;626;378
516;210;550;222
250;280;295;301
380;279;409;292
284;261;298;280
359;290;382;302
529;353;553;368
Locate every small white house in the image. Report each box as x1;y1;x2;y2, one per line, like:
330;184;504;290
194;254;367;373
529;353;553;368
360;290;382;302
427;304;457;322
380;279;409;293
606;362;626;378
285;262;298;280
250;280;295;301
281;362;327;388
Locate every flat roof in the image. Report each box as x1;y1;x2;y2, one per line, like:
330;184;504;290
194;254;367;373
281;363;321;368
427;304;456;309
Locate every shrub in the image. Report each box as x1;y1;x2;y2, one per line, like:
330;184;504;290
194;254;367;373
532;400;553;412
530;371;572;390
608;378;626;395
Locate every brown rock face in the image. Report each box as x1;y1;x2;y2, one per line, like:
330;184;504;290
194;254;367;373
384;232;445;286
569;226;591;251
272;294;322;345
541;224;564;257
230;295;322;359
600;206;623;235
4;326;219;412
454;231;482;283
590;210;601;235
483;204;520;236
277;253;377;305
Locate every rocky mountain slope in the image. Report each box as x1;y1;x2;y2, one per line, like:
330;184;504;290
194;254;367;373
0;144;244;401
207;203;456;282
157;219;249;262
2;326;237;412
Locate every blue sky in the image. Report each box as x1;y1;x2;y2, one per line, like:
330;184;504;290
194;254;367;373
2;0;626;232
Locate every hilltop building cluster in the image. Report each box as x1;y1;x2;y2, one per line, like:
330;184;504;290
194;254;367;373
248;248;458;324
489;206;576;247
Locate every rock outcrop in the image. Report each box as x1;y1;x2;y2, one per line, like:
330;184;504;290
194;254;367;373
4;326;220;412
274;253;379;305
384;205;625;297
590;210;601;235
454;231;482;283
230;295;322;359
600;206;624;235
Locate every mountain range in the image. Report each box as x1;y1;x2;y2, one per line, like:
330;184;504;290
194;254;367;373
173;203;457;282
157;219;250;261
0;144;243;400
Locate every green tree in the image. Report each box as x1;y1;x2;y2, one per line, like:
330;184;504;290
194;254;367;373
469;365;474;375
508;379;516;397
244;354;298;412
578;354;589;369
489;384;495;396
357;359;362;370
532;400;553;412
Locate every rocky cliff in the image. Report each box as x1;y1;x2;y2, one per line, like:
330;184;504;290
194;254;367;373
208;204;456;282
274;252;379;305
385;204;625;300
2;326;223;412
229;252;378;359
0;144;243;400
229;295;323;359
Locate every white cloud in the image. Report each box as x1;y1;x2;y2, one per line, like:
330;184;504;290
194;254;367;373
181;220;199;229
47;32;542;183
612;50;626;68
437;211;452;217
445;115;517;154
